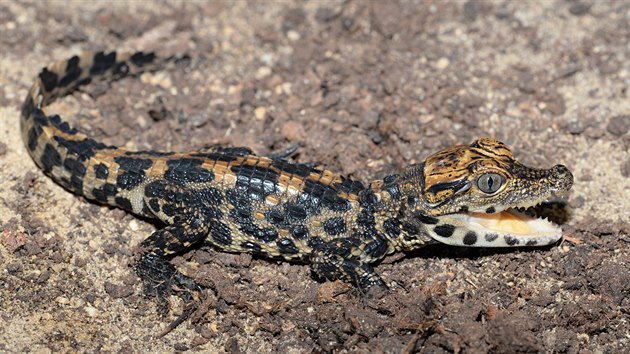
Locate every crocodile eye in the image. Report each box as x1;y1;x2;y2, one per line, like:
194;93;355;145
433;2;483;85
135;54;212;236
477;173;504;194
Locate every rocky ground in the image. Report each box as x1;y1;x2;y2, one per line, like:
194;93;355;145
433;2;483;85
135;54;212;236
0;1;628;353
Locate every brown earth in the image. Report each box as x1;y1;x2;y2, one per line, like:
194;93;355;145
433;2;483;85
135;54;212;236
0;1;629;353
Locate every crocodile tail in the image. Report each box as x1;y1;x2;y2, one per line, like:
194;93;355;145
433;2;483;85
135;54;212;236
19;51;186;198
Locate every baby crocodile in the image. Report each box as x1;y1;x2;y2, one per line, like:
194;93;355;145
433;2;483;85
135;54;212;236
20;50;573;306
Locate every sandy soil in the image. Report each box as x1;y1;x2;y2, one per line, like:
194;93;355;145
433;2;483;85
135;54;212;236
0;1;628;352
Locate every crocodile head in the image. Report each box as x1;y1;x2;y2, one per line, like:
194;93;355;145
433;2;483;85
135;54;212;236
402;137;573;247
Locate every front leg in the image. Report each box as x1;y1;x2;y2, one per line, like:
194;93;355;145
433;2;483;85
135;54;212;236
135;217;209;312
309;238;388;292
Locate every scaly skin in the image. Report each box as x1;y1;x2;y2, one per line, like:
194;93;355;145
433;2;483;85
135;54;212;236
20;50;574;307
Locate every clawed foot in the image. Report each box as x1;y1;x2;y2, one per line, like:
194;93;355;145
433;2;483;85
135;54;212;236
135;252;202;315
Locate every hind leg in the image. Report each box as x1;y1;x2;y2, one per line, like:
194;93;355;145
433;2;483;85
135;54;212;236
135;218;209;312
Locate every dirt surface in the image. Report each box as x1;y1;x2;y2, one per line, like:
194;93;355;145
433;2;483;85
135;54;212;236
1;1;629;353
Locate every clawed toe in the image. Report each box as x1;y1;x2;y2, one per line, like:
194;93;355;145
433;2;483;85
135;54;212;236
136;252;202;313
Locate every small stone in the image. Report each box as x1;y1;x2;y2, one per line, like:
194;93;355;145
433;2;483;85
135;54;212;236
621;159;630;178
570;195;585;208
256;66;272;80
85;305;98;317
158;77;172;90
104;281;134;299
564;119;586;135
569;2;592;16
254;106;267;120
436;57;450;69
281;121;306;141
606;115;630;136
129;220;139;231
286;30;301;42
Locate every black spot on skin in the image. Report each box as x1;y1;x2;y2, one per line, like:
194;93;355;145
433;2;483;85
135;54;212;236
225;188;252;222
240;222;278;243
113;156;153;190
459;206;469;212
90;51;117;76
48;115;77;135
271;159;314;177
164;158;214;185
130;52;156;67
307;236;324;249
63;158;86;177
415;212;439;225
33;110;49;128
27;127;41;151
363;235;389;259
356;209;378;239
92;183;118;202
231;164;279;200
114;196;133;211
210;221;232;246
241;241;262;253
41;143;62;173
486;207;496;214
197;187;223;206
54;136;109;161
161;204;177;217
504;236;519;246
434;224;456;238
526;239;538;246
358;189;378;207
145;181;166;198
336;178;365;194
116;171;146;190
266;209;285;226
320;190;350;212
94;163;109;179
383;218;401;238
114;156;153;172
48;115;76;135
277;238;300;255
148;199;160;213
59;55;82;87
21;96;35;119
485;233;499;242
69;174;83;193
383;174;398;183
383;182;402;200
463;231;478;245
39;68;59;92
322;217;346;236
291;225;309;239
285;203;307;221
207;207;226;223
302;179;350;212
402;223;420;235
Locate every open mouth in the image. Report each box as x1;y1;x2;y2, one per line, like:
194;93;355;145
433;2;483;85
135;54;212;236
464;207;560;237
444;202;568;247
